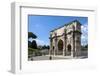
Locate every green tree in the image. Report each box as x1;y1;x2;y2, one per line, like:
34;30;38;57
28;41;31;47
47;45;50;50
42;45;47;49
84;44;88;48
31;40;37;49
28;32;37;49
28;32;37;39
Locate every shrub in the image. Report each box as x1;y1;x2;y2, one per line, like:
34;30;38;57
28;48;42;57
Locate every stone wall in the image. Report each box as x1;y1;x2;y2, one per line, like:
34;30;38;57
49;20;81;57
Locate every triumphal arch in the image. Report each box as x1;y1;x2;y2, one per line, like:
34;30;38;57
49;20;82;57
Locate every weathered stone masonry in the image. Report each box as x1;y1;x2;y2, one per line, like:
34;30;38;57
49;20;82;57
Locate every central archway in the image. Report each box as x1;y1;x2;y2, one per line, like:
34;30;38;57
67;44;71;55
58;39;63;55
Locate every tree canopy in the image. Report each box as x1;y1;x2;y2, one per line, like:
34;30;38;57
28;32;37;49
28;32;37;39
31;40;37;49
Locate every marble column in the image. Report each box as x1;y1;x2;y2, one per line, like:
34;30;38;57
54;33;57;56
63;29;67;56
72;26;75;57
50;33;53;56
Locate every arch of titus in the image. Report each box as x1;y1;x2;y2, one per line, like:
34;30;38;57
49;20;82;57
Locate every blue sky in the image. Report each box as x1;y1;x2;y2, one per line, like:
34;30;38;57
28;15;88;46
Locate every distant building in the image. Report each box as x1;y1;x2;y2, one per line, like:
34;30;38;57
49;20;82;57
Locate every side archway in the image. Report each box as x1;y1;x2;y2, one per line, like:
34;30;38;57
67;44;71;55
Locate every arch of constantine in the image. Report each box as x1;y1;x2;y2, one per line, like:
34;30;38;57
49;20;82;57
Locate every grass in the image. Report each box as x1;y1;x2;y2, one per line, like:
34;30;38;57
28;47;42;58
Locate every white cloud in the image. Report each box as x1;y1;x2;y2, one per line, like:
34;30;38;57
81;24;88;33
35;39;46;45
31;39;49;46
81;24;88;45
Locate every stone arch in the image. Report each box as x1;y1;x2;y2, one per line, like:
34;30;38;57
52;46;55;54
53;46;54;50
58;39;63;50
57;39;63;55
67;44;71;55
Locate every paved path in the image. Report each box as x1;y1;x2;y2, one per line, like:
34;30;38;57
28;55;71;61
28;50;88;61
28;55;87;61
